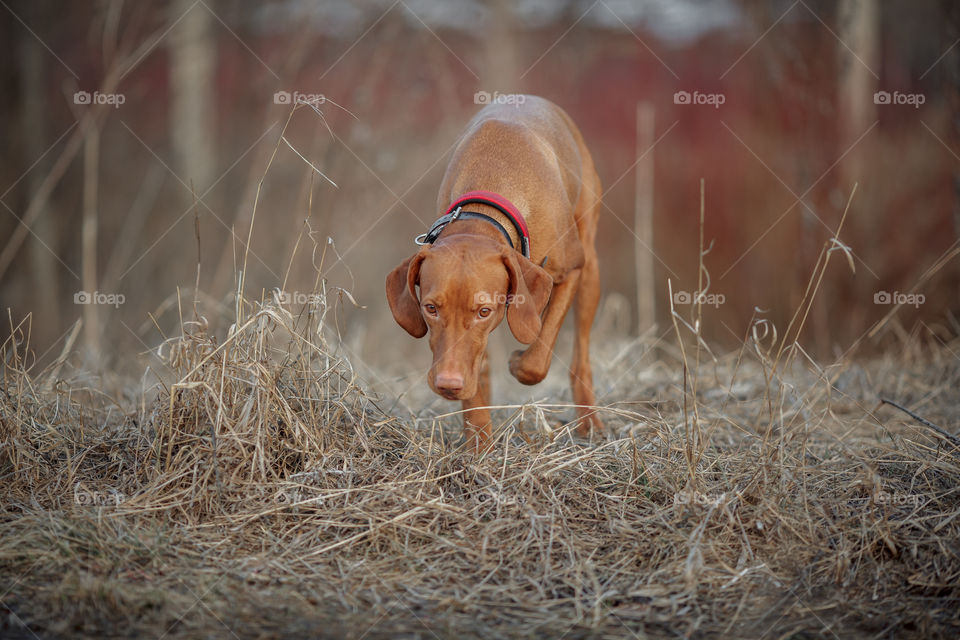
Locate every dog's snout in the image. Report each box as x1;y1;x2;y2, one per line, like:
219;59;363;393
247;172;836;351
435;372;465;395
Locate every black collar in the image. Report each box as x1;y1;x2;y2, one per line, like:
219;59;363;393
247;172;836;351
415;207;516;251
414;191;532;259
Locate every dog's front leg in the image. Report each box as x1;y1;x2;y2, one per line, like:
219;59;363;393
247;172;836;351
510;269;581;384
461;350;492;451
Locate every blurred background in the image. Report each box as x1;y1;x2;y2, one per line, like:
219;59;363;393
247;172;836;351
1;0;958;385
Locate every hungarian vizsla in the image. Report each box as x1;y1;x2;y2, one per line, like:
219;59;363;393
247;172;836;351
386;95;603;450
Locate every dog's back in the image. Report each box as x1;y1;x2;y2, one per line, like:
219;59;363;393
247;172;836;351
437;95;598;274
439;96;584;220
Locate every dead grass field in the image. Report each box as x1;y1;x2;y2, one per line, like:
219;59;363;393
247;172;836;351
2;269;959;639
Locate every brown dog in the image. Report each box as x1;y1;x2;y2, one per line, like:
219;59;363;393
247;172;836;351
386;95;603;449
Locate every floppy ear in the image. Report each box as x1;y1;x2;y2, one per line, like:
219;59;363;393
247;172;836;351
385;251;428;338
502;251;553;344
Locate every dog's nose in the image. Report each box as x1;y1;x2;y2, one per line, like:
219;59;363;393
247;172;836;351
435;373;464;395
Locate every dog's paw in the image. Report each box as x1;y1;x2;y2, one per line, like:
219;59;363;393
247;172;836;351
509;349;547;385
575;411;605;437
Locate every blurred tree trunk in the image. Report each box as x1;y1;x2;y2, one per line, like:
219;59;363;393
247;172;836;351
485;0;517;92
829;0;879;355
18;1;60;344
837;0;879;178
169;0;217;197
634;102;655;335
81;129;101;359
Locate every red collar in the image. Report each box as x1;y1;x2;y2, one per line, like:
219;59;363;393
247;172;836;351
415;190;531;258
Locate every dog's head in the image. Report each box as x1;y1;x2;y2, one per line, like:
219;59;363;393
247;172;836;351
385;235;552;400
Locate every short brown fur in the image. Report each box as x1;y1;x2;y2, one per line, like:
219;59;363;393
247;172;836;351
386;95;604;450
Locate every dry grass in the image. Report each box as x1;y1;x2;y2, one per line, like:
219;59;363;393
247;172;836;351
1;271;959;639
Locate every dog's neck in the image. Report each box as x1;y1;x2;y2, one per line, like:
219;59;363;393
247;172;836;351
462;201;524;250
432;190;531;258
435;215;514;250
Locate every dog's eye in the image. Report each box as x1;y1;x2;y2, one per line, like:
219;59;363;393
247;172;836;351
424;303;438;316
478;307;492;319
